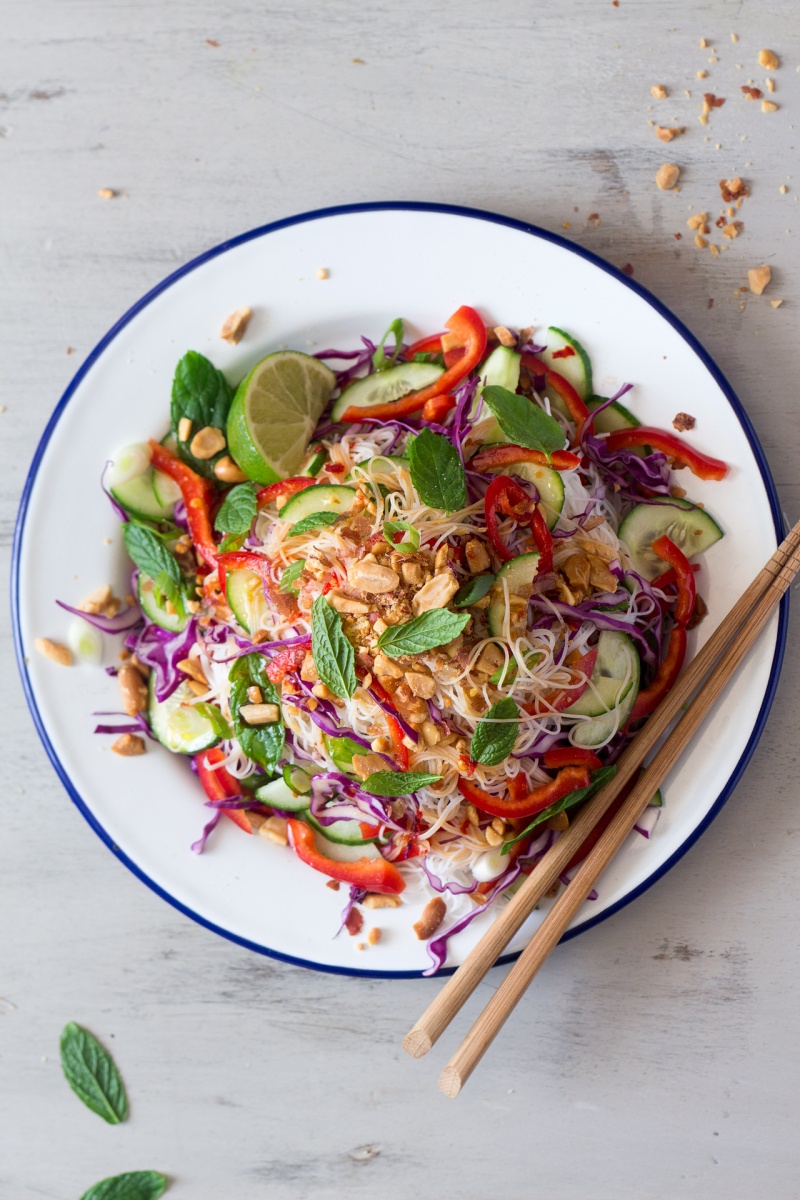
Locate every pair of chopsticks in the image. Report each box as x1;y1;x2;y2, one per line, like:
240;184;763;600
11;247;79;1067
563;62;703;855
404;516;800;1097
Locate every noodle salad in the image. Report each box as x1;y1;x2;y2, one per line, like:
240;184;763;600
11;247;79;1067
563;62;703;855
60;306;730;971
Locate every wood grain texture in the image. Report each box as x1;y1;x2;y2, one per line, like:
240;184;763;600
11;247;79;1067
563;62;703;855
2;1;800;1196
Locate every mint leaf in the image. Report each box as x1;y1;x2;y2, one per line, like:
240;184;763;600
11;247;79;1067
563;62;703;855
288;511;341;537
372;317;405;371
214;482;257;535
170;350;233;478
377;609;470;658
362;770;441;796
383;518;420;554
80;1171;168;1200
229;655;284;771
452;573;495;608
122;523;182;587
502;765;618;853
218;532;246;553
482;385;565;458
311;595;357;699
470;697;521;765
279;560;306;593
408;428;467;512
59;1022;128;1124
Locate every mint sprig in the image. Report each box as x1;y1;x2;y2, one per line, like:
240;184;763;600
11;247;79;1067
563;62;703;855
214;482;257;535
470;697;521;766
80;1171;168;1200
361;770;441;796
376;609;470;658
408;427;468;513
311;595;357;699
482;385;565;460
59;1022;128;1125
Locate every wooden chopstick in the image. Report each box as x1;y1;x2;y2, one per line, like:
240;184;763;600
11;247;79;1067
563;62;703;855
404;516;800;1068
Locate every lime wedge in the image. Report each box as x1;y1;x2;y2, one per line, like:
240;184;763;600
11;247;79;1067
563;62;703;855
226;351;336;484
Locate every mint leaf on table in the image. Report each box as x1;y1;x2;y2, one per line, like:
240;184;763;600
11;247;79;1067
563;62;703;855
170;350;233;478
408;427;468;512
214;482;257;535
288;511;341;537
371;317;405;371
376;609;470;658
59;1022;128;1124
311;595;357;700
361;770;441;796
502;764;618;853
482;385;566;459
452;573;495;608
229;654;284;772
122;524;182;587
470;697;521;766
279;560;306;593
80;1170;168;1200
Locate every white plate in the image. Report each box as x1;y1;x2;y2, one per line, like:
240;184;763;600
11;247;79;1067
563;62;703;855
13;203;787;977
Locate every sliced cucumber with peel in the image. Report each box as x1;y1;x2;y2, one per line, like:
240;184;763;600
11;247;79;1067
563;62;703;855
487;552;541;638
586;394;641;434
152;469;182;508
619;498;724;581
566;631;641;747
137;573;190;633
111;469;175;523
226;568;270;635
255;773;311;813
314;829;382;859
331;362;444;421
539;327;593;400
148;675;218;754
470;345;521;442
278;484;357;523
305;812;380;845
300;445;327;476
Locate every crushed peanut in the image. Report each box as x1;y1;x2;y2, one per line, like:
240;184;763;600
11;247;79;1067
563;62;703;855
367;927;381;945
493;326;516;347
35;637;72;666
239;702;280;725
656;126;684;142
190;425;226;460
694;234;708;249
316;267;329;280
220;306;252;345
259;816;289;846
177;416;193;442
112;733;145;756
748;265;771;295
741;85;762;100
650;84;667;99
362;893;402;909
761;100;778;113
214;456;247;483
656;163;681;190
758;49;779;70
412;896;447;940
97;188;117;199
687;211;708;230
770;299;783;309
118;664;148;716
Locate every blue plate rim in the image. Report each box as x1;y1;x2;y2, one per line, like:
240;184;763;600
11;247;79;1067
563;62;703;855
11;199;788;980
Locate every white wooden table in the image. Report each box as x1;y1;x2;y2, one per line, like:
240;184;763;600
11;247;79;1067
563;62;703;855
3;3;800;1196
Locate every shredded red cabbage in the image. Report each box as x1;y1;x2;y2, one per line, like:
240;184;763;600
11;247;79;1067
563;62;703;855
56;598;142;634
125;617;199;702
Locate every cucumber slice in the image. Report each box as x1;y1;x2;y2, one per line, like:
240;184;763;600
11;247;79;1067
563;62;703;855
569;632;641;747
152;469;182;508
478;446;565;530
564;631;639;718
331;362;444;421
487;552;541;638
314;829;382;859
137;573;190;633
148;675;218;754
300;445;327;477
539;327;593;399
255;774;311;813
305;812;379;845
226;567;270;635
278;484;357;523
618;498;724;581
587;394;641;433
111;469;175;523
471;345;522;442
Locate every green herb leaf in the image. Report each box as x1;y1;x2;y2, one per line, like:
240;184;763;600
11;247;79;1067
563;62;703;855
170;350;233;478
80;1170;168;1200
192;702;233;739
122;523;182;587
229;655;284;772
362;770;441;796
408;427;468;512
470;697;521;766
214;482;257;535
452;573;495;608
376;609;470;658
151;570;186;619
383;518;420;555
279;560;306;593
311;595;357;699
59;1022;128;1125
324;733;369;774
372;317;405;371
502;765;618;853
288;511;341;537
482;385;565;460
218;532;246;553
489;648;543;687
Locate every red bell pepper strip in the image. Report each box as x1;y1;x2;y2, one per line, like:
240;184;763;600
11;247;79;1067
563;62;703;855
507;773;529;803
471;444;581;473
484;475;530;563
337;305;487;422
287;818;406;894
256;477;316;508
521;354;589;429
386;713;410;771
651;563;700;590
216;550;273;600
543;746;603;771
195;747;252;834
650;535;696;626
149;441;218;568
457;767;591;821
404;332;444;358
603;427;729;480
626;625;687;727
421;393;457;423
530;505;554;574
266;642;310;685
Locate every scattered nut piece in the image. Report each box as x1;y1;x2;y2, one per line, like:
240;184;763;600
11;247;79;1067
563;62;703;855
656;126;683;142
97;188;117;199
672;412;696;432
719;177;748;201
112;733;145;756
35;637;72;666
687;211;708;230
759;49;779;70
493;325;516;347
766;77;775;93
697;69;708;79
748;265;771;295
363;893;402;909
326;879;341;891
316;267;329;280
326;589;370;615
694;234;708;249
259;815;288;845
656;163;681;190
741;85;762;99
709;244;720;258
704;92;726;109
190;425;226;459
761;99;778;113
351;752;388;780
239;702;280;725
770;299;783;309
413;896;447;940
214;455;248;483
730;32;739;43
412;570;459;615
79;584;112;615
349;560;400;594
177;416;193;443
699;38;708;49
119;664;148;715
722;222;741;239
220;305;252;345
177;657;207;685
247;685;263;704
651;84;667;99
367;927;381;945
